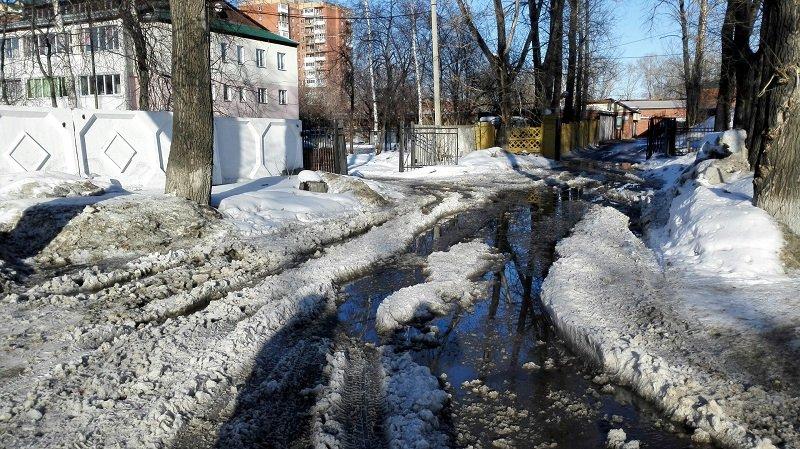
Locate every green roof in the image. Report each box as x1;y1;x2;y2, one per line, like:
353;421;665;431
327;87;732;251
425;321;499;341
148;10;298;47
210;19;297;47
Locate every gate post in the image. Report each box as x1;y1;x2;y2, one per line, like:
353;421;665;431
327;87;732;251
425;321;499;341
399;123;405;172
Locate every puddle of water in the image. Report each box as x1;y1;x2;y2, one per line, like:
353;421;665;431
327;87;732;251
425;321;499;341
336;186;711;449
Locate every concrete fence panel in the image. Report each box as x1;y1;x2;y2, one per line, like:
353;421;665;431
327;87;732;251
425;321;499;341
0;107;80;176
0;106;302;189
74;109;174;189
213;117;303;184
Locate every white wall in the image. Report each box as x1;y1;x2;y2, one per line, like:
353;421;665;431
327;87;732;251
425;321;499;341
1;20;300;119
0;106;303;189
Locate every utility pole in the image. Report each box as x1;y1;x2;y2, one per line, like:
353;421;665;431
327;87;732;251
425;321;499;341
431;0;442;126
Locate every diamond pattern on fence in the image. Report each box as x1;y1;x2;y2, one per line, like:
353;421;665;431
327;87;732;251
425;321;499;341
507;126;543;154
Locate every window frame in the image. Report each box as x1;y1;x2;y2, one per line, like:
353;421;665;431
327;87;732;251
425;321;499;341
278;89;287;105
236;45;244;65
277;52;286;71
223;84;232;102
255;48;265;68
257;87;267;104
220;42;228;62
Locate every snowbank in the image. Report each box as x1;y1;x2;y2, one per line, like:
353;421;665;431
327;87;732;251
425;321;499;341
348;148;554;179
375;241;503;335
542;206;785;449
211;175;385;235
653;173;784;277
644;130;784;278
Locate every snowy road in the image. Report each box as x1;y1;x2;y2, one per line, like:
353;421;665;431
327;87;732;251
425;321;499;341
2;145;796;449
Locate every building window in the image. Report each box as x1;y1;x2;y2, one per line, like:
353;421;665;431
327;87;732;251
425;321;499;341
220;42;228;62
277;52;286;70
78;74;121;96
255;49;265;67
238;87;245;102
27;77;68;98
223;84;232;101
278;89;287;105
257;87;267;104
1;79;23;100
2;37;20;59
236;45;244;64
82;26;119;52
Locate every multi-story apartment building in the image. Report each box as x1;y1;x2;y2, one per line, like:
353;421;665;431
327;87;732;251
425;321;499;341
239;0;350;89
0;0;300;118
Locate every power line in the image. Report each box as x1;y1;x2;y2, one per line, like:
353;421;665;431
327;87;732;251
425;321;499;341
240;7;419;22
595;53;681;60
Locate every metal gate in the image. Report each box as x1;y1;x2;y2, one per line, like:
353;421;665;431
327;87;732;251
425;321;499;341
302;127;347;174
646;117;677;159
400;126;459;171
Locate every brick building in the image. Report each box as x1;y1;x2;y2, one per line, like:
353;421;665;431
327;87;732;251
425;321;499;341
588;98;687;139
240;0;351;89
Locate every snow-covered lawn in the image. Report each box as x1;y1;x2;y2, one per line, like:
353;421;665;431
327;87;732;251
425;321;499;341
348;147;554;179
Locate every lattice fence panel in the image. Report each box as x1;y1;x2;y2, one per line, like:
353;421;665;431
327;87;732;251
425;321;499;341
507;126;543;154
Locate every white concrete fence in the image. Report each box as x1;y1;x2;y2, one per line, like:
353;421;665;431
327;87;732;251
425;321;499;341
0;106;303;189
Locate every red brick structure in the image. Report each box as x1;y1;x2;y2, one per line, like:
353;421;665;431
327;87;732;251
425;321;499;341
588;98;687;139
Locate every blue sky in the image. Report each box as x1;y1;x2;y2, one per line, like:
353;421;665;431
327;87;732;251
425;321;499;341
612;0;682;59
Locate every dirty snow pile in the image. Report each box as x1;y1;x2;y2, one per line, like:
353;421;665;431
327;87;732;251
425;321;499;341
211;172;390;235
0;172;120;231
381;346;449;449
541;131;800;449
311;343;449;449
348;148;554;179
375;240;504;334
0;172;227;270
542;206;794;449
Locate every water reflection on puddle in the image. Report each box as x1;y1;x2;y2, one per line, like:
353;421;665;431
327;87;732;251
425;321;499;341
337;187;710;449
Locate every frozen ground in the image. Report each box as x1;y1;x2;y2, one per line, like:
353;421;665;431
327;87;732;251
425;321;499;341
2;139;796;449
0;149;582;448
544;133;800;449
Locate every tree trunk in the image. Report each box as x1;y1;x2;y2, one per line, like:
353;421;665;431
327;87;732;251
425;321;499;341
752;0;800;235
579;0;589;119
120;0;151;110
363;0;379;133
715;0;736;131
678;0;706;126
410;4;424;124
53;0;77;107
733;0;760;155
563;0;578;121
542;0;564;111
1;23;7;104
165;0;214;205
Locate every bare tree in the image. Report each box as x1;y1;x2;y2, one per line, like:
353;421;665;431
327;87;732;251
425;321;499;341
541;0;564;111
750;1;800;235
563;0;579;120
164;0;214;205
118;0;151;110
653;0;713;125
454;0;534;125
